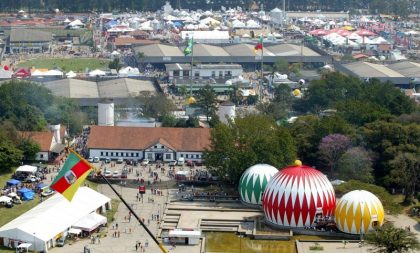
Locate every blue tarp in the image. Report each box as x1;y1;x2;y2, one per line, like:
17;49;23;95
17;188;35;201
6;179;21;186
35;183;47;189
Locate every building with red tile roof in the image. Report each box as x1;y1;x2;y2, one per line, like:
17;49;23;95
86;126;211;162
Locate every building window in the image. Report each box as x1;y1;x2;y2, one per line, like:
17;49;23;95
196;154;199;158
154;145;157;148
180;154;183;158
183;70;189;77
136;153;139;157
173;70;180;77
111;152;114;156
165;154;171;159
219;71;223;77
131;153;134;157
226;71;232;77
186;154;189;158
126;152;129;157
101;152;103;156
40;154;44;158
106;152;108;156
211;71;216;77
116;152;119;156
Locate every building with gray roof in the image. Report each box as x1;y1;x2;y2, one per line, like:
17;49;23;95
133;43;330;66
386;61;420;78
98;78;156;98
8;29;52;54
134;44;183;57
42;79;99;98
43;78;156;106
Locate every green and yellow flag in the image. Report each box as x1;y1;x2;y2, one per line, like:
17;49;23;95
184;37;193;56
50;150;93;201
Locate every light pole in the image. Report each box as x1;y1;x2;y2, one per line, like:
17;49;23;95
33;232;36;252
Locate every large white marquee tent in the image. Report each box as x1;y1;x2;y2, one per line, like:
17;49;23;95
0;187;111;252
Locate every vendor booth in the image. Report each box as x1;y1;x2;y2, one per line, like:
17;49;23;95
72;212;107;232
6;179;21;187
175;171;191;181
17;188;35;201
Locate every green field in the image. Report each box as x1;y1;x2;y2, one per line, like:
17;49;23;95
17;58;110;72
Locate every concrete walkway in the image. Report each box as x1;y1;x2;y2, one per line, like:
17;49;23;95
387;214;420;240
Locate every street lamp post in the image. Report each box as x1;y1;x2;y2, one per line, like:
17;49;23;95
33;232;36;252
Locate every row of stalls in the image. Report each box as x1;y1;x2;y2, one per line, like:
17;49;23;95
0;66;141;79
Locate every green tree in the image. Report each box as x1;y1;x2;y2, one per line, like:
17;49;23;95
108;58;122;71
17;139;40;161
366;223;420;253
257;84;293;120
179;85;188;98
198;84;217;122
335;100;392;126
161;114;177;127
137;93;176;119
204;115;296;184
0;140;23;173
388;152;420;203
137;51;145;70
273;59;289;74
337;147;374;183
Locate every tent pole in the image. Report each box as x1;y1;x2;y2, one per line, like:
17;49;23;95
98;173;168;253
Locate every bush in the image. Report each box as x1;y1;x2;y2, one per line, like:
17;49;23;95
335;180;402;214
309;242;324;251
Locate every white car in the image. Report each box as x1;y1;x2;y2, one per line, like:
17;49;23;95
104;170;112;178
93;157;100;163
112;171;121;178
141;159;150;166
88;157;94;162
116;158;123;164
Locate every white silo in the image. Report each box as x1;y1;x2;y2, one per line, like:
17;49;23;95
218;101;236;124
98;101;114;126
48;124;61;143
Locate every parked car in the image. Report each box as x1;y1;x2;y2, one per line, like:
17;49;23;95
141;159;150;166
116;158;123;164
93;157;100;163
25;175;40;183
105;158;111;163
87;157;94;163
177;157;185;166
126;159;133;165
56;236;66;247
121;170;128;179
169;160;177;166
41;189;55;197
112;170;121;178
104;169;112;178
133;160;139;166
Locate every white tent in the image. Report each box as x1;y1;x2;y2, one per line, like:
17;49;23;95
0;187;110;252
72;212;107;232
0;196;12;203
15;165;37;174
68;19;84;28
66;71;77;78
118;67;140;77
88;69;106;77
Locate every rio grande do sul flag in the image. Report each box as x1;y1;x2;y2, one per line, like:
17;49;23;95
50;150;93;201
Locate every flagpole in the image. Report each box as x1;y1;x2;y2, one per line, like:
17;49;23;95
260;37;264;97
68;150;168;253
190;37;194;97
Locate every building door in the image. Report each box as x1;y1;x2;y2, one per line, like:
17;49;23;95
156;153;163;161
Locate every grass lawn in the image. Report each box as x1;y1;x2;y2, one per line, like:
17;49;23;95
0;171;15;191
106;199;121;225
17;58;110;72
0;196;41;227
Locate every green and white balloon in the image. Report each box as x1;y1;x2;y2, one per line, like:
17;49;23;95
239;164;278;205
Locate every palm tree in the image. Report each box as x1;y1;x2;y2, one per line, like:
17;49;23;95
366;223;420;253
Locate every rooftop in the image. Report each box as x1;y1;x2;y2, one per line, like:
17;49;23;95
87;126;210;152
43;79;99;98
18;131;53;152
343;62;405;78
134;44;183;57
386;61;420;77
10;29;52;42
97;78;156;98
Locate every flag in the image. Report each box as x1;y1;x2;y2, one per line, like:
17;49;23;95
254;36;263;53
184;37;193;56
50;150;93;201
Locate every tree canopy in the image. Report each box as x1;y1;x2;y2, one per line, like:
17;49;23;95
204;114;296;184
